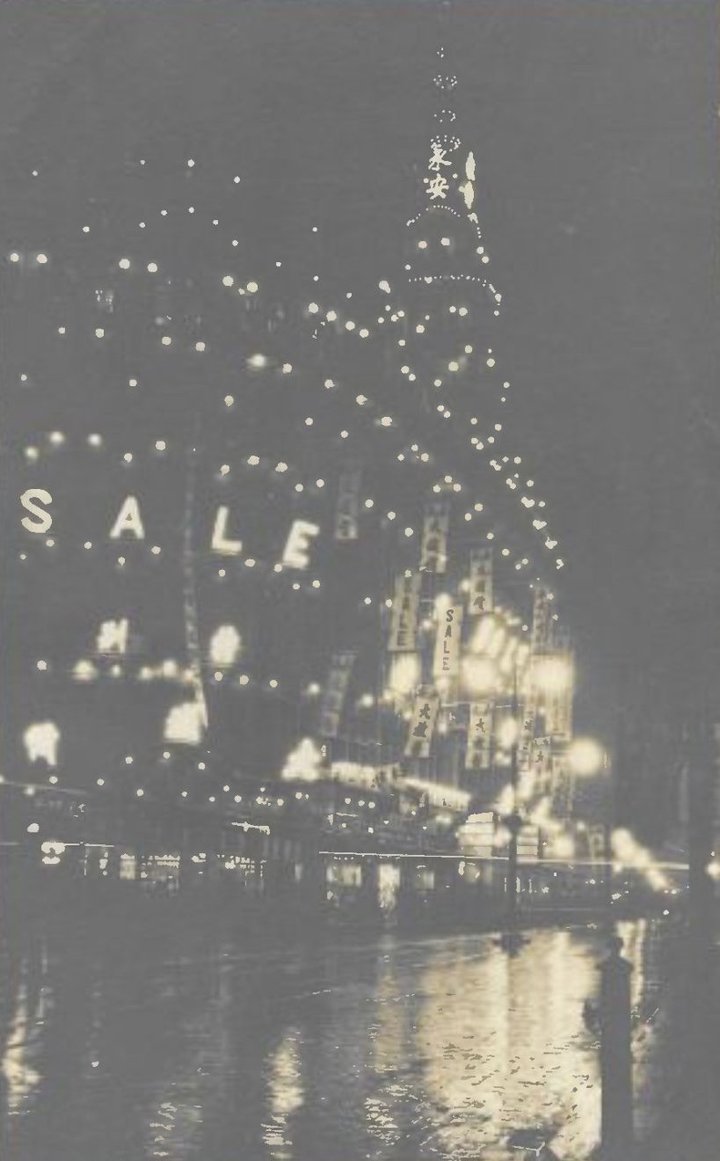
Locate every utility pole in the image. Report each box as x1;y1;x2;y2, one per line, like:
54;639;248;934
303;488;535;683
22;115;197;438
500;662;525;954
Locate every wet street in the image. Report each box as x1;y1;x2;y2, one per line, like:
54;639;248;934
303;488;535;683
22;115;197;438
0;916;686;1161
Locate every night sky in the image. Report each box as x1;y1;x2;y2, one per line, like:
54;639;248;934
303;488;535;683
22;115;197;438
1;0;717;742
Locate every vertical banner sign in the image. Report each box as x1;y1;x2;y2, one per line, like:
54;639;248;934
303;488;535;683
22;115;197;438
516;704;537;800
319;651;356;738
531;587;553;652
468;547;494;616
550;753;575;817
433;601;463;680
405;690;441;758
531;735;553;794
518;707;536;772
420;502;450;574
388;572;422;652
543;656;574;738
334;466;362;541
466;701;493;770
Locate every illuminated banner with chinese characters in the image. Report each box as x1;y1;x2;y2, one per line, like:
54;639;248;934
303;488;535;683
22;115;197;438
518;706;536;772
531;587;553;652
420;502;450;574
388;571;421;652
468;547;493;616
540;657;574;738
433;600;463;680
465;701;493;770
405;690;440;759
531;735;553;795
319;651;356;738
544;687;573;739
334;466;362;541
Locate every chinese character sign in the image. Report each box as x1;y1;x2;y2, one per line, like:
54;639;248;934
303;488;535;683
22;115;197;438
420;503;450;574
518;707;536;773
334;466;362;541
468;547;493;616
531;735;553;795
405;691;441;759
531;587;553;652
319;652;356;738
466;701;493;770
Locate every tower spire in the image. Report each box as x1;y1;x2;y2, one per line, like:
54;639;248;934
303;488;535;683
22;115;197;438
405;5;495;297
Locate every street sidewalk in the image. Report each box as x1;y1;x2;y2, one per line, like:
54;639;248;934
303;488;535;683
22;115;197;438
632;942;720;1161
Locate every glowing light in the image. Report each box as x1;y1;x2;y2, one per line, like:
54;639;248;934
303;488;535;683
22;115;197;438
387;653;421;696
567;738;604;776
209;625;242;667
282;737;323;782
23;721;59;766
532;655;573;694
551;834;575;860
461;656;498;694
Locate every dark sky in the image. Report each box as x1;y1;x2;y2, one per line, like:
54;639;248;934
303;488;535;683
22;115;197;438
1;0;717;739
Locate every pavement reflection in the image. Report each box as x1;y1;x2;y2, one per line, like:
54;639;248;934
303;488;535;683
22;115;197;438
0;919;681;1160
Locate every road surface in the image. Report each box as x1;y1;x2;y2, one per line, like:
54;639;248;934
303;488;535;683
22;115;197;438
1;917;685;1160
